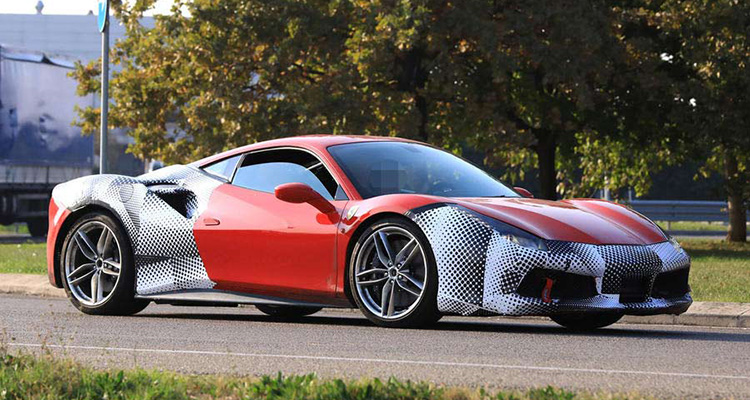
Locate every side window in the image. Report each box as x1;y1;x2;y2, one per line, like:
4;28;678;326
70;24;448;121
232;149;340;200
202;155;241;180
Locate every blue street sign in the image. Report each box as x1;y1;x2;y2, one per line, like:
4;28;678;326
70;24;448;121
97;0;109;33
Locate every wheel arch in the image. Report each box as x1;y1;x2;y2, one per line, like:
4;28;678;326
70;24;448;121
52;202;129;288
342;211;423;305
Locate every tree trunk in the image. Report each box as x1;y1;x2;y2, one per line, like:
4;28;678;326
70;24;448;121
535;130;557;200
725;152;747;242
727;194;746;242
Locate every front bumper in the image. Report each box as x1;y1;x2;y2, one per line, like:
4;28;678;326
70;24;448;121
481;292;692;317
410;204;692;317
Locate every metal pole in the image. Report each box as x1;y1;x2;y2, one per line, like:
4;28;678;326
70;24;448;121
99;18;109;174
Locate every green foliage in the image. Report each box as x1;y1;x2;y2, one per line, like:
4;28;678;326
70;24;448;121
70;0;748;209
0;351;196;400
0;349;654;400
560;133;680;198
71;0;682;200
645;0;750;240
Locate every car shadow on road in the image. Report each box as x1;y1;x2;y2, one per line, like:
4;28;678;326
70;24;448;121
433;319;750;343
137;310;750;343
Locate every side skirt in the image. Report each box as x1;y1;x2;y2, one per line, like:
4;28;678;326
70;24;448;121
135;289;353;309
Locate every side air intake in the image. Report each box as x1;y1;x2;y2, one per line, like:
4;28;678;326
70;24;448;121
148;185;197;218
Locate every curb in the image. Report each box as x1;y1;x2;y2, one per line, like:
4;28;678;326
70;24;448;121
0;274;65;298
620;303;750;328
1;273;748;328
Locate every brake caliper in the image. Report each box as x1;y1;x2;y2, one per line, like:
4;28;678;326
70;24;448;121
541;277;555;303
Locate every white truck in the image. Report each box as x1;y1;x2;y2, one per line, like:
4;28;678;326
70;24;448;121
0;44;94;237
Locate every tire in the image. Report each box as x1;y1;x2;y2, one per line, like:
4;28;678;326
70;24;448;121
255;304;322;318
27;218;48;238
550;313;623;331
59;212;149;316
348;217;441;328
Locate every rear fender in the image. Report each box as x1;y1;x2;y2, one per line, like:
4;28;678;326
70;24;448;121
46;166;223;294
46;197;68;287
46;199;126;288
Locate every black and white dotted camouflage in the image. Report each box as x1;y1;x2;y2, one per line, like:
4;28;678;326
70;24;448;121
52;165;222;295
409;204;691;316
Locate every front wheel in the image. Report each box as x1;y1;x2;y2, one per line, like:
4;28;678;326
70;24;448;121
60;212;148;316
349;217;440;328
550;313;623;331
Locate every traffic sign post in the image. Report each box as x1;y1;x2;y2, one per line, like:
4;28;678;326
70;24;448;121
98;0;109;174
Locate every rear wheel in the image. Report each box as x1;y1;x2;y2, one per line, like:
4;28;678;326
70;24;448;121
349;217;440;328
255;305;321;319
60;212;148;315
550;313;623;331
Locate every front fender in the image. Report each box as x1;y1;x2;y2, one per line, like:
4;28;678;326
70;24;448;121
335;194;443;299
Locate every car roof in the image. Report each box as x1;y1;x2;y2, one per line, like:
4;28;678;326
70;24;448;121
192;134;420;167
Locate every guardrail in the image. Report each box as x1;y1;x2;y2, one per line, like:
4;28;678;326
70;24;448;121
627;200;748;228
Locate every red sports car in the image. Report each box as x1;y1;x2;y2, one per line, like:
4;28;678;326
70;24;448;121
46;135;691;330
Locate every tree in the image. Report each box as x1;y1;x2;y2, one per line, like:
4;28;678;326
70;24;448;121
74;0;368;163
652;0;750;241
73;0;683;203
340;1;673;200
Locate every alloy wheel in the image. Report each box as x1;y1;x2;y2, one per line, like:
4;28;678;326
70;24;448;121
64;221;122;306
354;226;427;319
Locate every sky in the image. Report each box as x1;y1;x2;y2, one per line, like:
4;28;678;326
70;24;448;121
0;0;175;15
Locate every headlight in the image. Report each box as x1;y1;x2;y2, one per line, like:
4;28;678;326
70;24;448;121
482;217;548;251
654;222;684;255
669;237;684;254
505;233;548;251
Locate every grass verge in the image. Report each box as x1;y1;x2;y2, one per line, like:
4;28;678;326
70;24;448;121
656;221;734;232
0;239;747;302
680;239;750;303
0;243;46;275
0;346;648;400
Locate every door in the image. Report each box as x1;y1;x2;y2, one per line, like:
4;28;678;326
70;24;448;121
194;148;348;300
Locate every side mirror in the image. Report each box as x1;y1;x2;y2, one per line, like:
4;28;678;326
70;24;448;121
513;187;534;198
275;182;336;214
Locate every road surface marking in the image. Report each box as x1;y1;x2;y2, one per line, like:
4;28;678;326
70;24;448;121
9;342;750;381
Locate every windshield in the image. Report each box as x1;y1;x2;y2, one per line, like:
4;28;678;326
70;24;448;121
328;141;520;199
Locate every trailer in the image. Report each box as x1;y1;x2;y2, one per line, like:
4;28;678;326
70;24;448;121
0;44;94;237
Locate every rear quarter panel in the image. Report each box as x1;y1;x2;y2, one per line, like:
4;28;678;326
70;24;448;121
46;197;70;287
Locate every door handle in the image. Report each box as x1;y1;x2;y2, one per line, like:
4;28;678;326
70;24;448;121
203;217;221;226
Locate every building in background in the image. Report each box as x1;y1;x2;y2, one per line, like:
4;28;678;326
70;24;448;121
0;8;155;177
0;3;154;62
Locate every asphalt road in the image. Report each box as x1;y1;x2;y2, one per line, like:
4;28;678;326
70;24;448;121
1;294;749;399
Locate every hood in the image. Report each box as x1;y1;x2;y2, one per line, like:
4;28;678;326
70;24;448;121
453;197;667;245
